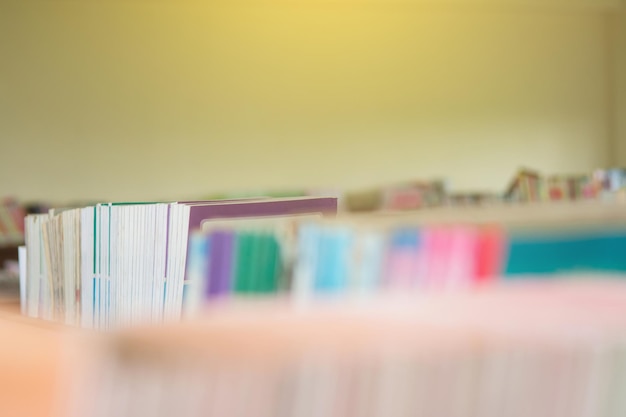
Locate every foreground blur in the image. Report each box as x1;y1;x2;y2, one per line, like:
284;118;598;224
3;279;626;417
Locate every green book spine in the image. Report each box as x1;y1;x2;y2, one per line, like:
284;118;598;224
264;236;281;294
234;233;253;294
256;234;272;294
248;233;264;294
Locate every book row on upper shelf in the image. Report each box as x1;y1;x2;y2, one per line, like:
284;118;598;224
188;167;626;212
343;167;626;212
502;167;626;204
18;193;626;330
4;165;626;225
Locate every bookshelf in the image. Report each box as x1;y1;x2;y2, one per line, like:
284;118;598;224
5;197;626;416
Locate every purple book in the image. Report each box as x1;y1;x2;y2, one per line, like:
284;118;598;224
182;197;338;233
206;230;235;298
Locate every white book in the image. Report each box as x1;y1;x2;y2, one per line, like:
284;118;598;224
24;214;50;318
42;214;61;321
95;204;110;329
109;205;120;329
145;204;158;324
93;205;101;329
164;204;181;322
80;207;94;329
172;204;191;321
18;246;27;315
126;205;137;328
115;206;128;329
94;204;107;330
60;209;81;326
137;204;152;325
292;223;320;305
23;216;37;317
152;204;169;324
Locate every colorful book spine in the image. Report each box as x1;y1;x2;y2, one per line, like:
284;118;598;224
184;218;626;306
207;230;235;298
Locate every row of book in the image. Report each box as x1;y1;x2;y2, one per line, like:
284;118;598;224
67;279;626;417
504;168;626;203
21;197;337;329
343;180;449;212
297;168;626;212
183;202;626;310
343;167;626;211
21;198;626;327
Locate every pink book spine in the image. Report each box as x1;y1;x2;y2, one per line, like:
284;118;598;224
446;227;478;290
423;227;452;290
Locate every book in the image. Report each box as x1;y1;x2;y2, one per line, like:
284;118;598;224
180;201;626;304
21;197;337;329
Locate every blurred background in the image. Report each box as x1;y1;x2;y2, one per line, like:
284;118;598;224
1;0;625;202
3;2;626;417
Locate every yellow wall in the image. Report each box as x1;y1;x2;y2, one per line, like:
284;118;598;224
615;8;626;165
0;0;614;202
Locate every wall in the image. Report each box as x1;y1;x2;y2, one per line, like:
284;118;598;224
615;6;626;165
0;0;613;202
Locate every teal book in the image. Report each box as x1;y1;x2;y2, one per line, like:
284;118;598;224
233;232;282;295
505;229;626;276
314;228;352;293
